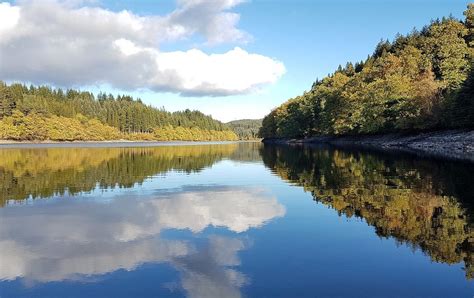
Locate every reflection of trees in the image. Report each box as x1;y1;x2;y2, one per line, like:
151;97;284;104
0;144;267;206
261;144;474;279
229;142;262;163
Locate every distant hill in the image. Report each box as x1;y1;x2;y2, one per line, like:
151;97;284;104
227;119;262;140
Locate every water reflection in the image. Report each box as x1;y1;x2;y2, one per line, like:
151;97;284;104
0;143;263;206
1;142;473;297
0;186;284;297
175;235;248;298
261;144;474;280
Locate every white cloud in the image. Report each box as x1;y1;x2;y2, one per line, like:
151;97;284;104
0;2;19;33
169;0;250;45
0;0;285;96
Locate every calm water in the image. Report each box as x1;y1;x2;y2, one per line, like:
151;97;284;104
0;142;473;297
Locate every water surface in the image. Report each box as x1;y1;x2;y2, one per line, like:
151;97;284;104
0;142;473;297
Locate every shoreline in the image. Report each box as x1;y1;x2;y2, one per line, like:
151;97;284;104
0;139;246;148
262;129;474;162
0;139;143;144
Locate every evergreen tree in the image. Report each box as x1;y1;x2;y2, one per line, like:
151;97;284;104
0;83;15;119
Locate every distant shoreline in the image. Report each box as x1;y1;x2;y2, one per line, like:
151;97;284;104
262;129;474;162
0;139;139;144
0;139;247;148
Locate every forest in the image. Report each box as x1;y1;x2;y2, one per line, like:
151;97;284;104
227;119;262;140
0;82;238;141
260;5;474;138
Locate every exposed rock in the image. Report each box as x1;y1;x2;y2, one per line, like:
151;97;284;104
262;130;474;162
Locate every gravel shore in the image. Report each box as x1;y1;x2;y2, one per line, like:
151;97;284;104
262;130;474;162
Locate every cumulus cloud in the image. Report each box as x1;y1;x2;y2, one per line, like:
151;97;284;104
0;187;285;283
0;0;285;96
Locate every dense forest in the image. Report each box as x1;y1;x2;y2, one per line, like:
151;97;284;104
260;5;474;138
0;82;238;141
227;119;262;140
261;145;473;279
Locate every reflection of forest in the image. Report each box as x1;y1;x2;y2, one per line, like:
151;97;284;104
0;143;261;206
2;142;472;280
260;144;474;280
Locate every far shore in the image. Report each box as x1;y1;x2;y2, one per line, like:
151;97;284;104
0;139;254;148
0;139;143;144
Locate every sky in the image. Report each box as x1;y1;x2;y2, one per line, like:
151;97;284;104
0;0;469;122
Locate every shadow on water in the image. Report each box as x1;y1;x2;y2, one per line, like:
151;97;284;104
260;143;474;280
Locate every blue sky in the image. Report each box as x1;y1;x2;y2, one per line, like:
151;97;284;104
1;0;469;121
100;0;468;121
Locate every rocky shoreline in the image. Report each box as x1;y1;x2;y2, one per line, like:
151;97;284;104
262;129;474;162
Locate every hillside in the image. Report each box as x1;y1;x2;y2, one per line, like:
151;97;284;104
260;5;474;139
227;119;262;140
0;82;238;141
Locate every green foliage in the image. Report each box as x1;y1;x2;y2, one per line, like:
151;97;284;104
152;125;238;141
0;82;16;119
465;3;474;48
0;112;238;141
227;119;262;140
423;17;470;89
0;111;121;141
0;83;238;141
452;65;474;126
260;6;474;138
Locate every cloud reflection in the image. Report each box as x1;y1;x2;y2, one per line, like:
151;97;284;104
0;186;285;297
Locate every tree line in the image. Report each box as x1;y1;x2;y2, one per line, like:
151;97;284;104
260;5;474;138
0;82;238;141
